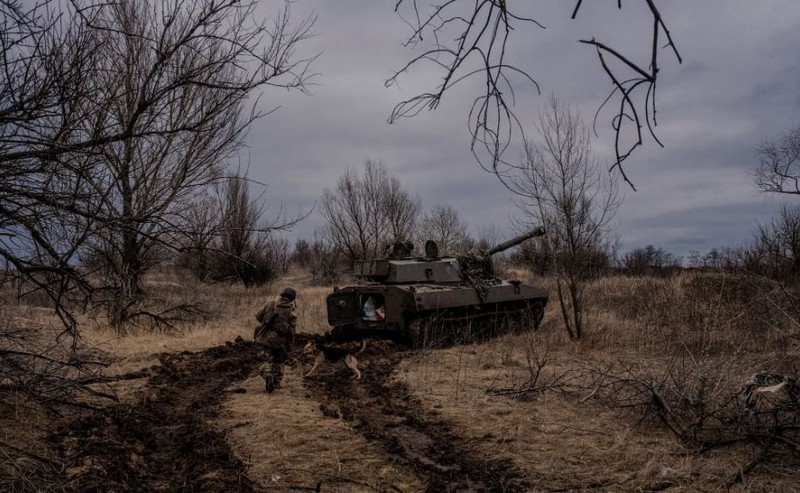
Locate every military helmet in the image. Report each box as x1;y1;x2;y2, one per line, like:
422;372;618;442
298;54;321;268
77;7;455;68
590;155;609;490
280;286;296;301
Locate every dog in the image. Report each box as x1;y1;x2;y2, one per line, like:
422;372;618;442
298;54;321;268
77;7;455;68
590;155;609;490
303;338;366;380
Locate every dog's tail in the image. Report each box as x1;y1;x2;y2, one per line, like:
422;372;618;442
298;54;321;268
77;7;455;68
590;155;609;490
355;338;366;355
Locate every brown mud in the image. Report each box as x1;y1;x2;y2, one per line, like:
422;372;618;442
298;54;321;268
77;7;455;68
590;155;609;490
302;340;530;492
49;338;262;492
44;335;529;492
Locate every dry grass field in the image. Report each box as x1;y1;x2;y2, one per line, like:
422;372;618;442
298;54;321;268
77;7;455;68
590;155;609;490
2;267;800;491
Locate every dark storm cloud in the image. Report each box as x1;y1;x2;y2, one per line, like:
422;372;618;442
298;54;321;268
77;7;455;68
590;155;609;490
244;1;800;257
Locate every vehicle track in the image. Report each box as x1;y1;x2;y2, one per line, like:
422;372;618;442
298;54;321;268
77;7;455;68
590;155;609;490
302;340;530;492
49;338;262;492
46;335;530;492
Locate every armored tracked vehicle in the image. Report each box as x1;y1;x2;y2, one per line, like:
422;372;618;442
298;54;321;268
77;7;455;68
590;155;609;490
326;229;548;346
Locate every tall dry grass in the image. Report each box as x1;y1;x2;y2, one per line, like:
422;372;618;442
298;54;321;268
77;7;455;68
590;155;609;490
584;273;798;368
398;270;800;490
95;267;794;395
501;271;799;360
80;270;335;374
7;264;800;490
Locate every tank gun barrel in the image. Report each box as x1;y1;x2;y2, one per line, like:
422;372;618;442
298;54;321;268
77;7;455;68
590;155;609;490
487;227;545;256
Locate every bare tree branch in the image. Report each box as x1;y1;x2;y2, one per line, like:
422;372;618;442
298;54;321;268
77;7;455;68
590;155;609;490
392;1;681;187
321;160;420;265
755;127;800;196
506;96;619;338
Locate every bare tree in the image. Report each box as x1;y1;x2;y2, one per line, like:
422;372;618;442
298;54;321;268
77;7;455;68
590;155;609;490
1;0;313;324
749;205;800;279
385;173;421;240
418;205;471;255
289;233;342;281
174;193;219;281
72;0;313;324
206;175;295;287
0;0;313;424
391;1;681;187
474;224;500;250
508;96;620;339
215;176;263;286
321;160;420;264
309;233;341;282
0;3;125;435
623;245;681;276
753;127;800;275
755;127;800;195
0;1;105;332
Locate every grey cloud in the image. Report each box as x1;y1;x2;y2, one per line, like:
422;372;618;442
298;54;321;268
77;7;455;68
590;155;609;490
239;1;800;257
621;201;780;257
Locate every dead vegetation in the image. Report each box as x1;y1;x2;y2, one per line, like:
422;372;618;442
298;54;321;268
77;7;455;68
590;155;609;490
402;271;799;491
2;268;800;491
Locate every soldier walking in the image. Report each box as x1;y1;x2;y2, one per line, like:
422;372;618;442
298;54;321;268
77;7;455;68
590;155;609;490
254;287;297;392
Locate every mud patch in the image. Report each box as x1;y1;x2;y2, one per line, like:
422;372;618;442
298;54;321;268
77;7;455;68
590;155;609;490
41;334;530;492
49;338;262;492
303;340;531;492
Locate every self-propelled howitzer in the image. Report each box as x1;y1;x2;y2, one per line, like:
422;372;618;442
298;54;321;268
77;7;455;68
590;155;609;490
326;229;549;346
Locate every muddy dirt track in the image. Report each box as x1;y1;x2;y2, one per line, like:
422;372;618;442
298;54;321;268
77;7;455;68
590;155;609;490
50;338;262;492
48;336;530;492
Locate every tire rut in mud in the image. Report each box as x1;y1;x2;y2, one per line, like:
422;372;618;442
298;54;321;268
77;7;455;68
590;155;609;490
49;338;262;492
46;336;529;492
303;341;530;492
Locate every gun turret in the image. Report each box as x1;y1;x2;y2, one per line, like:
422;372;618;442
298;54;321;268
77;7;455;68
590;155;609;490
327;227;550;341
487;227;546;256
457;227;546;285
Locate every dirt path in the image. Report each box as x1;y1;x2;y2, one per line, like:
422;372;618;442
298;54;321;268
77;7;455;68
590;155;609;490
49;338;262;492
302;340;531;492
46;336;530;492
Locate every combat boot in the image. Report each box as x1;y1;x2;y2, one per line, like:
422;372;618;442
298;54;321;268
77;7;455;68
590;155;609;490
264;374;276;393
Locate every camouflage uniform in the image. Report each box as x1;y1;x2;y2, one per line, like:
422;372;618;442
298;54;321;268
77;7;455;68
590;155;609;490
254;291;297;392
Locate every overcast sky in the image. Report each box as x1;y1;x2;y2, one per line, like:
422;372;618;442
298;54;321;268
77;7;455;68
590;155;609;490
244;1;800;259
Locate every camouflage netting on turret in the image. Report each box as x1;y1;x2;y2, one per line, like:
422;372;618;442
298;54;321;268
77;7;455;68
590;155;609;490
457;249;500;302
